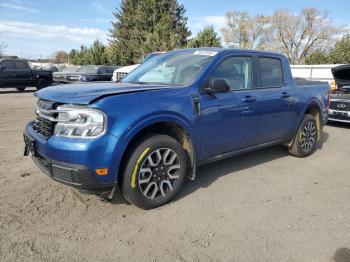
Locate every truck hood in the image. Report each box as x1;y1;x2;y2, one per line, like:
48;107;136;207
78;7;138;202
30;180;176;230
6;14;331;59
331;65;350;88
35;82;171;104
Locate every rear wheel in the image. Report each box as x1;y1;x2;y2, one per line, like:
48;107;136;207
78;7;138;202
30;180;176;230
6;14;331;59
121;135;187;209
288;114;318;157
36;78;49;90
16;87;25;92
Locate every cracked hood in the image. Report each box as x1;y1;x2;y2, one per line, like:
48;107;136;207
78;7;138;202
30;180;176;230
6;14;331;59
35;82;171;104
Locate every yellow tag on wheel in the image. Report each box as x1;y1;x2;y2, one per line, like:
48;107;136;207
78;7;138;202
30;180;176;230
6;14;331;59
131;147;150;189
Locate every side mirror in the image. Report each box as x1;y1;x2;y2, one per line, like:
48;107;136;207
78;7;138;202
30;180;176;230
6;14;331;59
204;78;230;94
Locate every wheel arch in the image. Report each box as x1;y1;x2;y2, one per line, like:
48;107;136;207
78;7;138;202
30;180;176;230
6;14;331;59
287;99;323;148
302;99;323;137
117;116;197;187
35;75;50;88
288;99;322;146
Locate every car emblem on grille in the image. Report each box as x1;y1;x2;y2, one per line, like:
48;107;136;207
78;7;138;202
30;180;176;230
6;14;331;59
337;104;346;109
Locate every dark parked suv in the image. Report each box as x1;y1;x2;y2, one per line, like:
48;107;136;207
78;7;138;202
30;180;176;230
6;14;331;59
53;65;117;83
329;65;350;123
0;59;53;91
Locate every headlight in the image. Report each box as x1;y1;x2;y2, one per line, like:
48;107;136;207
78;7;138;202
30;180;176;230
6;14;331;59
54;105;106;138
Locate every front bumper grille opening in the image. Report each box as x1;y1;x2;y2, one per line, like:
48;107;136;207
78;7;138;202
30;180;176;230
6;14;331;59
330;101;350;111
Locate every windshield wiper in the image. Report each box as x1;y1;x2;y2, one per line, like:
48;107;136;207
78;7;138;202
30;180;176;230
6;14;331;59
124;81;149;85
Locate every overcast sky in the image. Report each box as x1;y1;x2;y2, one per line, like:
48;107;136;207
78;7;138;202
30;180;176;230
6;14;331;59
0;0;349;58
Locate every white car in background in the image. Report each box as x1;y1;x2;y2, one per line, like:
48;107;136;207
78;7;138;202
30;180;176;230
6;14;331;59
112;64;140;82
112;52;166;82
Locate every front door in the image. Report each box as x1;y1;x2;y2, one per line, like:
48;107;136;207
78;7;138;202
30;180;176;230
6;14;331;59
12;60;32;87
199;55;262;160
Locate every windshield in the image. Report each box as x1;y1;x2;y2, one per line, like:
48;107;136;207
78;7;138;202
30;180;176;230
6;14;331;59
76;66;99;74
142;52;164;63
61;66;80;73
122;50;217;86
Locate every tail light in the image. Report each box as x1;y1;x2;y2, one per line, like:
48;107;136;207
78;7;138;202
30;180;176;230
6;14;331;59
330;80;337;92
328;90;331;107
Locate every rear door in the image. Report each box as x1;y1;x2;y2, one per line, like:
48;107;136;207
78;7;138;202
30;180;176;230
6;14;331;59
105;67;114;81
257;56;297;143
199;54;263;160
97;67;109;81
12;61;32;86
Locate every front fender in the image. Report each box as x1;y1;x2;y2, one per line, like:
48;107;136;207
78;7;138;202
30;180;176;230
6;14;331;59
114;112;193;160
123;112;192;142
109;112;197;181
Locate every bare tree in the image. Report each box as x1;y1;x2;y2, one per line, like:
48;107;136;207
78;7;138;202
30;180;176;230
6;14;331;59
221;11;270;49
54;51;69;64
271;8;346;64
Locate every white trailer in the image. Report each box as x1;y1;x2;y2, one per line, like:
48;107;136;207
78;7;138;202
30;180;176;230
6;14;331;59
291;64;342;91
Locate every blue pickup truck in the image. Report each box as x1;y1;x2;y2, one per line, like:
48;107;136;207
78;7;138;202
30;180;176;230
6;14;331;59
24;48;330;209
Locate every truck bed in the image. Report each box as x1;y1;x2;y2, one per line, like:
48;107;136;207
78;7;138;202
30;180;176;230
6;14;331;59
293;78;327;86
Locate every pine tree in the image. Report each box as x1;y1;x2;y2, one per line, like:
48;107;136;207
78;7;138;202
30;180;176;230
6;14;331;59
328;35;350;64
187;26;222;48
70;45;88;65
85;39;107;65
304;49;329;65
109;0;191;65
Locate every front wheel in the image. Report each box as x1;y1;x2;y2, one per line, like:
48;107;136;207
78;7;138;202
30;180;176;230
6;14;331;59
288;114;318;157
121;135;187;209
36;78;49;90
16;87;26;92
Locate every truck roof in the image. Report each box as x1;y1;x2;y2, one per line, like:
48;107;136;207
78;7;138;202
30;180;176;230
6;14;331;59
0;58;28;62
169;47;287;58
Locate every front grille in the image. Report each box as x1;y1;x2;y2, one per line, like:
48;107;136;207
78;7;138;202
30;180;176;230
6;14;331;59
33;116;54;139
53;75;66;82
330;101;350;111
115;72;128;81
330;112;350;121
32;100;57;139
66;75;81;81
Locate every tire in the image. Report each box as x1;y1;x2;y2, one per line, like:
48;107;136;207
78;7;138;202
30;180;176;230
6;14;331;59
121;134;187;209
36;78;48;90
288;114;318;157
16;87;25;92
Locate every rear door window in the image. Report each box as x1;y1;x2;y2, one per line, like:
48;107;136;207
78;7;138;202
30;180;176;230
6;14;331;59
98;67;106;74
13;61;29;70
259;57;284;87
106;67;114;73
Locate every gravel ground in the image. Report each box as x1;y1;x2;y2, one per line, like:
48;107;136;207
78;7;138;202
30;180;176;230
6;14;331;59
0;88;350;262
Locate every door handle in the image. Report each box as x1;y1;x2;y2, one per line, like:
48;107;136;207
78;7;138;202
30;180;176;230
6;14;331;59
281;92;291;98
242;96;257;103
